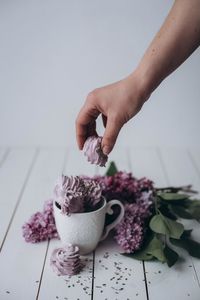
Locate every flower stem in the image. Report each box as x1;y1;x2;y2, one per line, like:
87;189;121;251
154;195;160;215
155;185;197;194
164;235;167;247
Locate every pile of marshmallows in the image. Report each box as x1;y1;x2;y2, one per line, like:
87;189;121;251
50;135;107;276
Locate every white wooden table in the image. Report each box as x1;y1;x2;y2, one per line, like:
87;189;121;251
0;147;200;300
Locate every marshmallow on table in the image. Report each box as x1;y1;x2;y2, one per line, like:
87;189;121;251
50;244;82;276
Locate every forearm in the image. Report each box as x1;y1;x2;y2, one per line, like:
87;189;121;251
133;0;200;97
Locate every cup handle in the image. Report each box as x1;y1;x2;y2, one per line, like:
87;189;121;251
100;199;125;241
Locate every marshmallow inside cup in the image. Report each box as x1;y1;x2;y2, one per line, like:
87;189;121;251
83;135;108;167
53;175;103;215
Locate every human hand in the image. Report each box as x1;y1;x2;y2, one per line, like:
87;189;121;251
76;72;150;155
77;0;200;156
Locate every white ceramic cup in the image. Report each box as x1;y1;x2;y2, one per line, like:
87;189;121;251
53;196;125;255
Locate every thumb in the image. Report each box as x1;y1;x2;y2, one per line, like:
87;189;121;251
101;115;122;155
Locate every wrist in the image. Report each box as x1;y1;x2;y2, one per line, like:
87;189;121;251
124;69;152;105
136;59;166;97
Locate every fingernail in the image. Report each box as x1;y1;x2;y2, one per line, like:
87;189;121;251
102;146;111;155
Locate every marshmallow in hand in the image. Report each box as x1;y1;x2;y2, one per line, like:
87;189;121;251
83;135;108;167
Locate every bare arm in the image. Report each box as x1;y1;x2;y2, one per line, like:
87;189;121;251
135;0;200;96
76;0;200;155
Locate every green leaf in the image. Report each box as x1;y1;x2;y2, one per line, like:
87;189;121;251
181;229;193;239
163;244;179;267
170;237;200;258
149;212;184;239
122;250;154;261
158;204;178;220
158;192;189;201
187;206;200;221
169;205;194;220
171;199;200;221
122;232;167;263
105;161;118;176
145;236;166;263
186;200;200;221
188;199;200;206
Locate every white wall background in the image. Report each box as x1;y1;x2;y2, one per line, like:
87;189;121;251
0;0;199;148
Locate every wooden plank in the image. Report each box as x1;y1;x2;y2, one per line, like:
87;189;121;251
38;148;96;300
0;148;66;299
0;148;9;167
93;147;148;300
0;148;37;249
129;147;200;300
93;236;146;300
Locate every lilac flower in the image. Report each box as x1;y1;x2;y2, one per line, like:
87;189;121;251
22;199;59;243
86;172;155;253
22;171;155;252
93;171;154;204
113;191;154;253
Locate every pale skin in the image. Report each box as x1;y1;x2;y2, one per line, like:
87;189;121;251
76;0;200;155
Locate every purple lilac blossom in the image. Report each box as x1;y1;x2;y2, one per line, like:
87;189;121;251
83;171;155;253
23;171;155;253
22;199;59;243
92;171;154;203
113;191;154;253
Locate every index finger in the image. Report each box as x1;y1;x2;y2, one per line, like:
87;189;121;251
75;105;100;150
